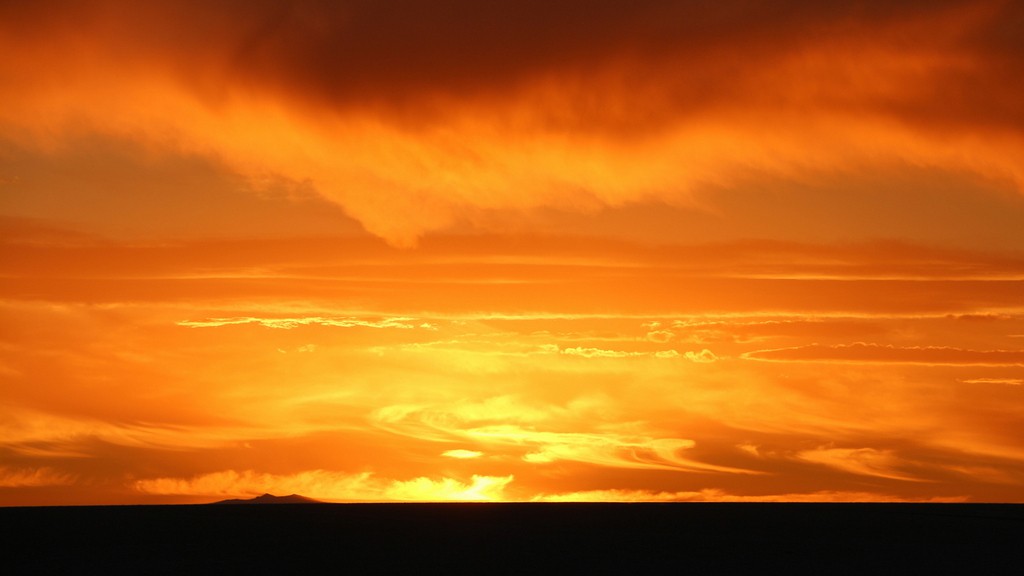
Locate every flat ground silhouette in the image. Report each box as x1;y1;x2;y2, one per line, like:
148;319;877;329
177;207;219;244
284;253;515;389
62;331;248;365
2;503;1021;575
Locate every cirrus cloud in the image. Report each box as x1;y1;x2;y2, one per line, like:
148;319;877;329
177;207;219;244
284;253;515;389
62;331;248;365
744;342;1024;366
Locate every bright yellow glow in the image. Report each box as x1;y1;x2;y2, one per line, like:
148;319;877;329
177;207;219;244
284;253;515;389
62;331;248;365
442;450;484;459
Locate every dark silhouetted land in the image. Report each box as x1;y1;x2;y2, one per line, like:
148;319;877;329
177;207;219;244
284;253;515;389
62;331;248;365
212;493;321;505
2;503;1021;574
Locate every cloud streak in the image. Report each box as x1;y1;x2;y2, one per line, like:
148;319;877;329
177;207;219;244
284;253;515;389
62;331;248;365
531;488;967;503
744;342;1024;366
372;398;756;475
797;447;925;482
178;316;430;330
0;466;75;488
133;469;513;502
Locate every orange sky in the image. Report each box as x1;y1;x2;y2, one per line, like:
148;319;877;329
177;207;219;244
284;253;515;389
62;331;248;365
2;0;1023;505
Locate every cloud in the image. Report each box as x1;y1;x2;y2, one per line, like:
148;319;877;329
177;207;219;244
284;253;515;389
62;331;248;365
536;343;712;362
374;397;756;474
0;405;308;457
1;414;162;454
683;349;718;363
132;469;513;502
559;346;698;359
2;1;1023;244
797;447;924;482
744;342;1024;366
958;378;1023;386
138;469;966;503
560;347;641;358
386;474;513;502
4;233;1023;315
136;470;969;503
531;488;967;503
645;330;673;343
737;440;1024;481
178;316;426;330
0;466;75;488
442;449;483;459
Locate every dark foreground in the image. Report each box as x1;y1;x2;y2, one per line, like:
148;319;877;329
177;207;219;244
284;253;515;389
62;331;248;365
3;503;1022;575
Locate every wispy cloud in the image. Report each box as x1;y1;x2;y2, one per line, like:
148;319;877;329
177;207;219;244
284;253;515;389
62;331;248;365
796;447;925;482
744;342;1024;366
683;349;718;363
133;469;513;502
178;316;431;330
958;378;1023;386
532;488;967;503
373;398;755;475
0;406;296;456
0;466;75;487
558;346;715;361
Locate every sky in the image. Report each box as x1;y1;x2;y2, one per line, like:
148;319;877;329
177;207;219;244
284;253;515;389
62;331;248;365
1;0;1023;505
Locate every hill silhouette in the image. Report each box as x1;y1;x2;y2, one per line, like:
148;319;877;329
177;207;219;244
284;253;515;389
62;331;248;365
211;493;321;505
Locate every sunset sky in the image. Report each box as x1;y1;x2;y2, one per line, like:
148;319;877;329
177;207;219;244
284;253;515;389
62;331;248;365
2;0;1023;505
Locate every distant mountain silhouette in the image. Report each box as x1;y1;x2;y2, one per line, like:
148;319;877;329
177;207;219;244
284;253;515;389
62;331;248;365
211;493;321;505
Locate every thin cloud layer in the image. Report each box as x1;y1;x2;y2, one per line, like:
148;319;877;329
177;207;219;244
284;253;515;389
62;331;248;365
532;489;967;503
178;316;429;330
797;447;925;482
134;469;514;502
746;342;1024;365
0;466;75;488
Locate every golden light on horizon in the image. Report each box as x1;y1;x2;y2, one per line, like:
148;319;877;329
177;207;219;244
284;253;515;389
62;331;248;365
2;0;1024;506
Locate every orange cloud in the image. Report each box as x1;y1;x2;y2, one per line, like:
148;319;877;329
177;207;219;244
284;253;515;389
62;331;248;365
178;316;431;330
745;343;1024;366
372;398;757;475
133;469;513;502
0;406;266;457
959;378;1023;386
558;346;687;359
2;1;1023;245
532;489;967;503
0;466;75;488
796;447;925;482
